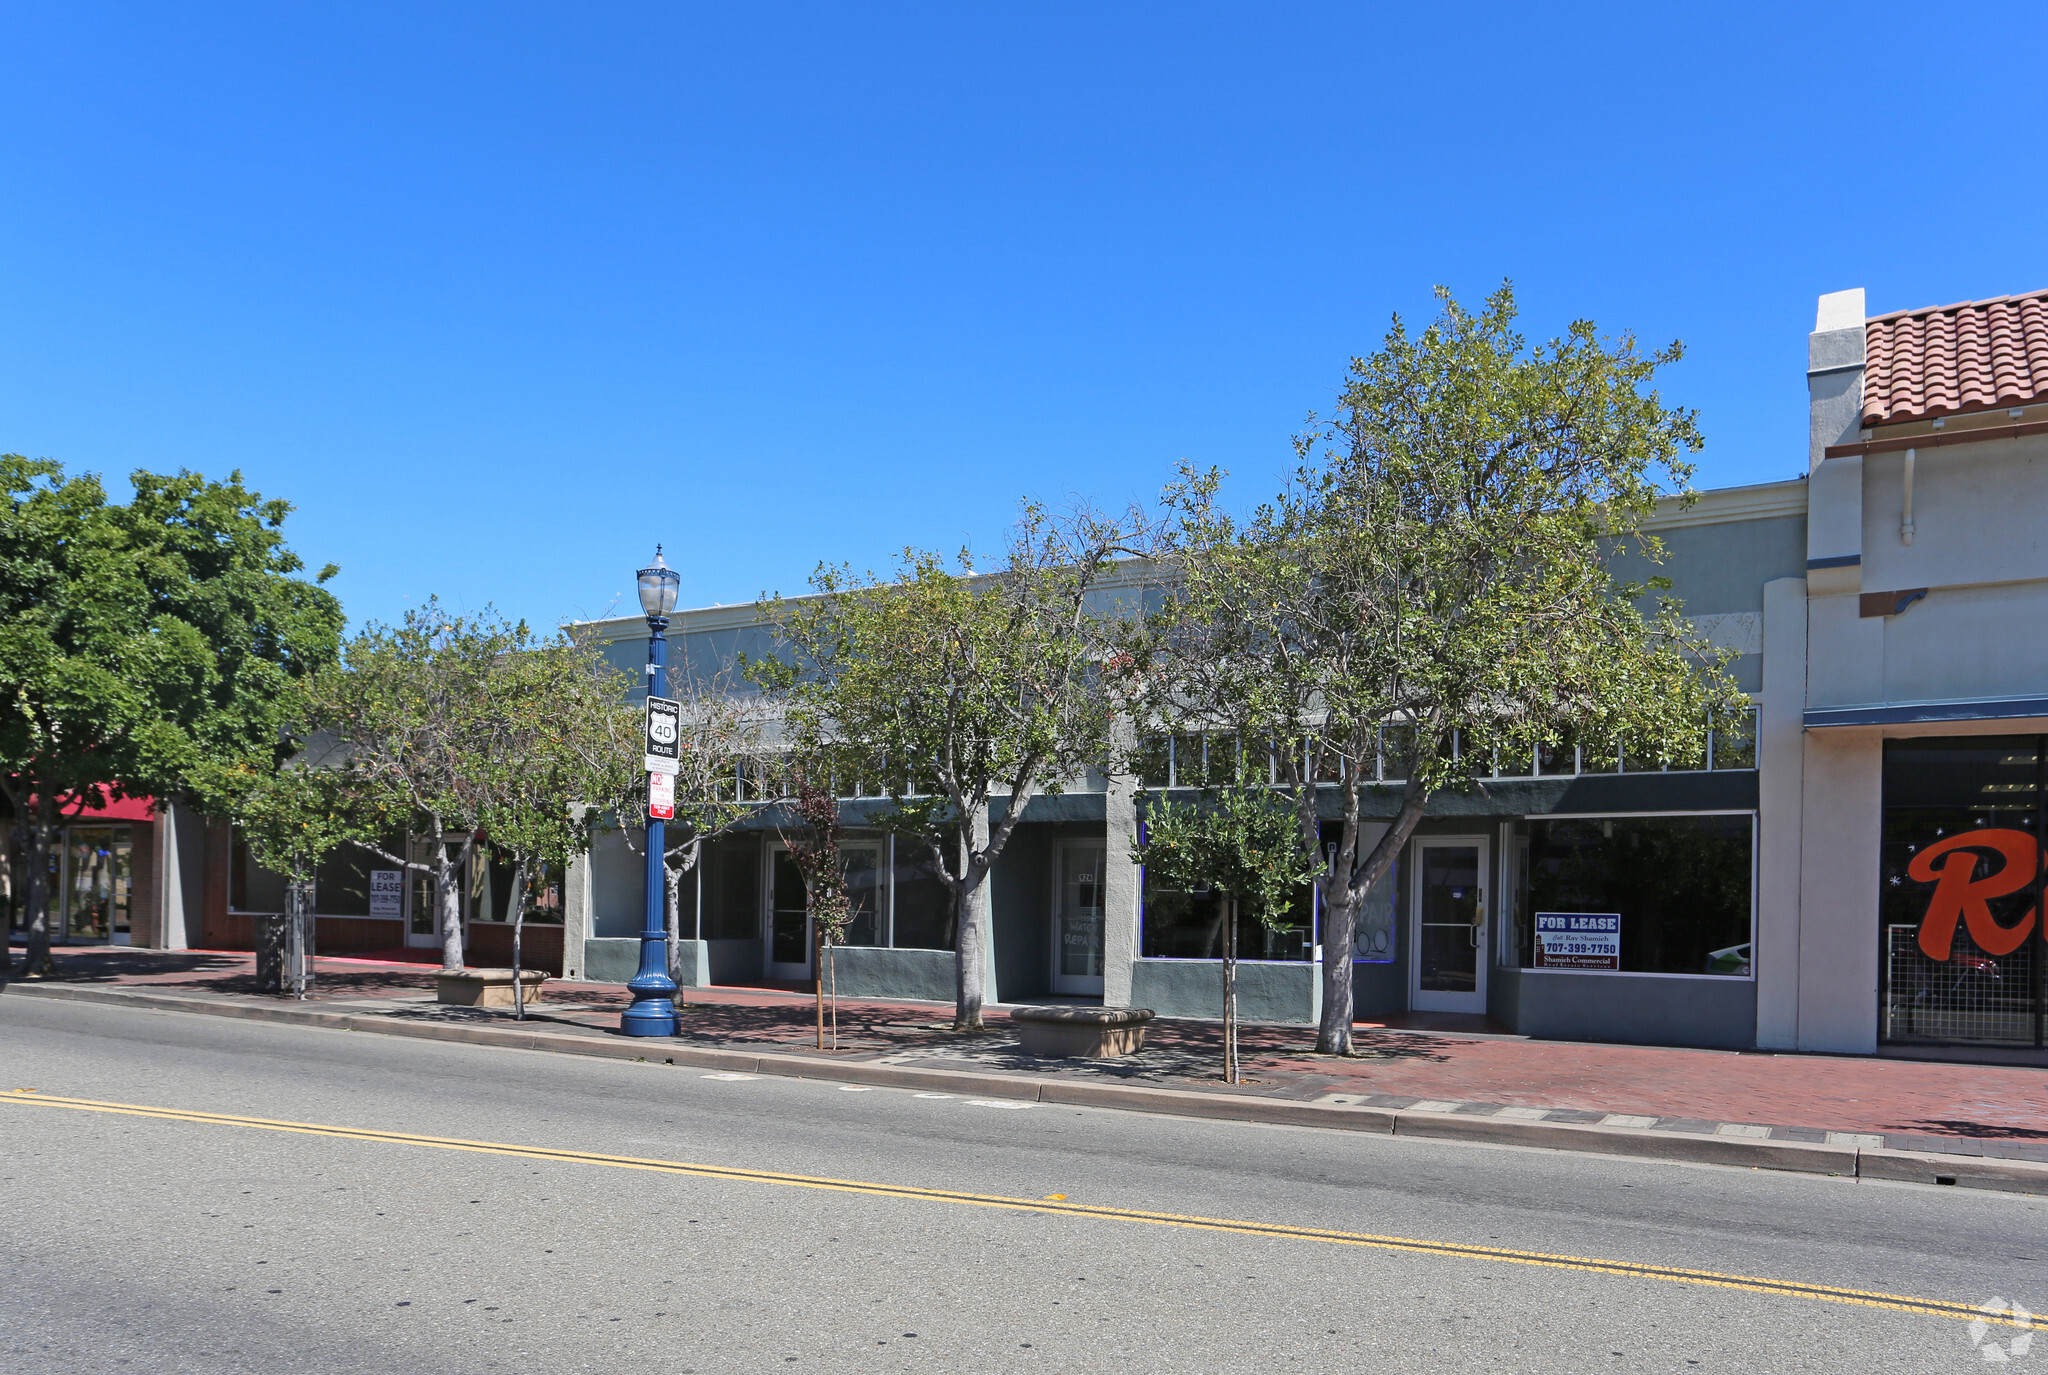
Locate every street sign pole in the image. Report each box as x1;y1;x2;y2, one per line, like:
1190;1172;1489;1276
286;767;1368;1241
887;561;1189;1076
622;650;682;1038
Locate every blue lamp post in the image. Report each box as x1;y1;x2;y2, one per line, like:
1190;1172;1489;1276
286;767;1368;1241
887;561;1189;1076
621;547;682;1038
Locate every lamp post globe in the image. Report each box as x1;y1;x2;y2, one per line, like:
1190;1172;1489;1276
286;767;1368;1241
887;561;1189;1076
637;548;681;620
621;545;682;1037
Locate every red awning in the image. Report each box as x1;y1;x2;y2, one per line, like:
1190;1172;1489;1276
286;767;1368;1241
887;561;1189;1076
20;791;158;822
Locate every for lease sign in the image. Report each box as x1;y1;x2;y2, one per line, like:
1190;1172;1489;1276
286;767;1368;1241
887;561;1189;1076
1534;912;1621;970
369;870;404;917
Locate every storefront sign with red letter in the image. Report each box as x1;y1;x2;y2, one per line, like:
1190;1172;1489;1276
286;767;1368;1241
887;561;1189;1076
1908;829;2040;959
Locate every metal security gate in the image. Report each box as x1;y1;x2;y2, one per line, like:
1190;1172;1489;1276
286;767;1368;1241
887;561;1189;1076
1884;926;2040;1046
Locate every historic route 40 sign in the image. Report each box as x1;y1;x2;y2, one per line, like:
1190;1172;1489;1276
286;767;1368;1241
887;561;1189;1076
644;695;681;776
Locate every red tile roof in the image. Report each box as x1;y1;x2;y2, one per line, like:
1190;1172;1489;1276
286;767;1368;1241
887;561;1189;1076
1861;290;2048;425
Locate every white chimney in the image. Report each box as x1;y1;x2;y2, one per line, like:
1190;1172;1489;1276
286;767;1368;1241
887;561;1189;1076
1807;288;1867;470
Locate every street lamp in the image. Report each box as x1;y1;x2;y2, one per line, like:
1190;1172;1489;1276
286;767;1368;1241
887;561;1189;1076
621;546;682;1037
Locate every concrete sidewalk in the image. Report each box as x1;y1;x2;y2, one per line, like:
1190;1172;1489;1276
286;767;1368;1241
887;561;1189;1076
8;945;2048;1192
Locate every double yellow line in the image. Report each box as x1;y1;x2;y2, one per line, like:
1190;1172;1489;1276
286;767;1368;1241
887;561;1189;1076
5;1088;2038;1332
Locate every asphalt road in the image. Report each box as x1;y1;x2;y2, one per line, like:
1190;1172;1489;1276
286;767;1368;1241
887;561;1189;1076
3;998;2044;1373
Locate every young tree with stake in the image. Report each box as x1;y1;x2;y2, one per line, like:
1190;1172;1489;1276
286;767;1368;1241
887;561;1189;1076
774;767;853;1049
1133;783;1321;1083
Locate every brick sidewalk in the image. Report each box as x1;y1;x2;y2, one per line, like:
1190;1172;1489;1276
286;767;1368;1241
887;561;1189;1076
10;945;2048;1159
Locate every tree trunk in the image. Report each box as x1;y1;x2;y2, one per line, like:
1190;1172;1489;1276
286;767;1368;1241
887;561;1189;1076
14;795;57;978
814;917;826;1050
953;879;987;1031
508;860;528;1021
1223;895;1238;1084
436;836;465;973
1315;781;1430;1055
664;860;683;1002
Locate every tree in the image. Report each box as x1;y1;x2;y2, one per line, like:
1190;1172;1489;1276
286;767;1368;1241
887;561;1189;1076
775;767;852;1049
574;650;767;994
753;503;1147;1030
476;633;637;1017
193;726;389;995
0;458;342;977
303;602;558;973
1133;783;1322;1082
1136;284;1746;1055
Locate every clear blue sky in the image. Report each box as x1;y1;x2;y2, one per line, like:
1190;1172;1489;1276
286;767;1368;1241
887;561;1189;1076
6;3;2044;633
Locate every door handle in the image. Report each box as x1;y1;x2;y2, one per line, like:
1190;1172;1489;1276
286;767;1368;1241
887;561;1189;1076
1471;891;1485;947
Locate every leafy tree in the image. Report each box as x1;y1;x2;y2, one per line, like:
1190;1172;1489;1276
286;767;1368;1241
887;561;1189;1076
302;602;560;973
1134;783;1322;1082
193;729;389;995
475;633;637;1017
0;457;341;977
753;504;1146;1030
1135;284;1745;1055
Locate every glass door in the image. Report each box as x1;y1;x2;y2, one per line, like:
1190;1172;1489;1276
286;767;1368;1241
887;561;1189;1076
766;848;810;979
406;837;445;947
1410;837;1489;1014
1051;843;1106;996
766;843;885;981
62;826;133;944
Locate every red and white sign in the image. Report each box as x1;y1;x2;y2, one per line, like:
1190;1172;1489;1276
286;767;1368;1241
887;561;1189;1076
648;770;675;820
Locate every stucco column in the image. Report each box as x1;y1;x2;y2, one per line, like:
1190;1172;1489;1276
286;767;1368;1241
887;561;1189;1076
1796;726;1882;1053
1102;725;1141;1008
1754;576;1807;1049
561;806;593;982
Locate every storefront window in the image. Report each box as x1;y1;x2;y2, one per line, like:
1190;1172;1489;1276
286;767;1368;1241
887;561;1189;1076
233;827;408;918
1141;876;1313;961
1881;736;2046;1048
889;846;956;951
700;835;761;941
1511;815;1753;976
470;853;565;925
2;823;23;932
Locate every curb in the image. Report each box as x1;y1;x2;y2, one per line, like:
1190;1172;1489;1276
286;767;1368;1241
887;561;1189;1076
10;981;2048;1196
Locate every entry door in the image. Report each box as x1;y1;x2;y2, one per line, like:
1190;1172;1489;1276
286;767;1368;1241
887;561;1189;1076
765;844;884;981
1050;843;1106;996
766;847;812;979
1410;838;1490;1014
406;838;443;948
60;827;132;944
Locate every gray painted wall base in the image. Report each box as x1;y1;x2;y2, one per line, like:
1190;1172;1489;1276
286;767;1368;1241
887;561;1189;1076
672;940;710;988
826;946;955;1003
1352;959;1405;1019
1131;959;1320;1024
706;939;761;986
581;938;642;985
583;937;716;988
1496;968;1757;1049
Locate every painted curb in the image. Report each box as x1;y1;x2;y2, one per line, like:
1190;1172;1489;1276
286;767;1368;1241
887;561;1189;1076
11;980;2047;1194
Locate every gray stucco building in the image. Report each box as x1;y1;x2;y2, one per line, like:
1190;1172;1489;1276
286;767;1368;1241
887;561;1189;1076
566;284;2048;1056
182;284;2048;1058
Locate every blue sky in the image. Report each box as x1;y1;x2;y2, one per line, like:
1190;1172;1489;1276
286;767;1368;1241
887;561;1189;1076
5;3;2045;633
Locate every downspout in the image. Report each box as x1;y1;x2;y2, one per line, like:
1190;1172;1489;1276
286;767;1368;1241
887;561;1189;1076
1901;448;1916;545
